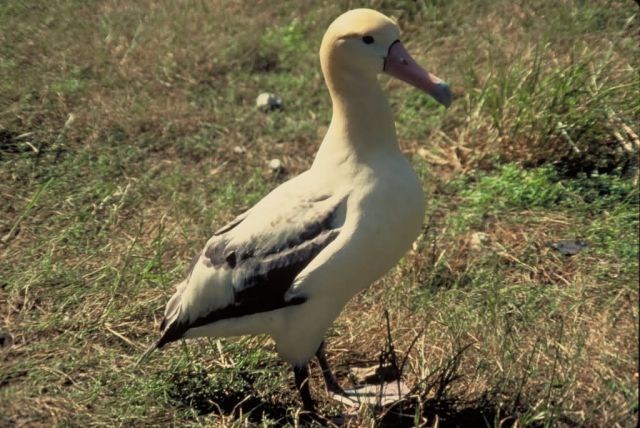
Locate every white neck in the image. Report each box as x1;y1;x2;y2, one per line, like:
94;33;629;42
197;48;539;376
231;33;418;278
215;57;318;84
313;69;398;168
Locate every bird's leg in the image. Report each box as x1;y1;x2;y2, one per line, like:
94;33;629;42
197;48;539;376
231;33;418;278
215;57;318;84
293;364;315;412
315;341;345;395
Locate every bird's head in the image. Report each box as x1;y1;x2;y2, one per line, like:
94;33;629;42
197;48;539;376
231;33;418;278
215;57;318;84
320;8;452;108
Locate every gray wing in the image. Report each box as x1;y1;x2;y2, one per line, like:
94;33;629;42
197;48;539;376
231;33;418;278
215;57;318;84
153;192;346;349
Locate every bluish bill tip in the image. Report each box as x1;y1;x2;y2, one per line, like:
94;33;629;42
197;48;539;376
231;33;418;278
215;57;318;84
434;82;453;108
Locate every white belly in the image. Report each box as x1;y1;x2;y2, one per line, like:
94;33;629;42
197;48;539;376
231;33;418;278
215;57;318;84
185;156;426;366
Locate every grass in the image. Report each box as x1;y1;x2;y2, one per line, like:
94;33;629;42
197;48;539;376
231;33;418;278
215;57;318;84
1;0;638;426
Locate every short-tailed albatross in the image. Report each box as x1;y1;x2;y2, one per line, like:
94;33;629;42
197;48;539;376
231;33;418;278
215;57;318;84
141;8;452;411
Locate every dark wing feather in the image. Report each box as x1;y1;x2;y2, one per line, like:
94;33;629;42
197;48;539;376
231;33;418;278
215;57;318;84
190;228;339;329
152;194;345;349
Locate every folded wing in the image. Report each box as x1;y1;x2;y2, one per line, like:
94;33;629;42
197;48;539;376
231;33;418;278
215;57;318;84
154;189;347;349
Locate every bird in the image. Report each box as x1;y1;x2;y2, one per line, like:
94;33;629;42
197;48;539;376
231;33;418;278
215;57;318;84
140;8;452;412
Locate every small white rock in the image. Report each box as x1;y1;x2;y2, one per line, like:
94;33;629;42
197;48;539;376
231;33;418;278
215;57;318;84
470;232;491;250
256;92;283;111
233;145;246;154
268;158;284;172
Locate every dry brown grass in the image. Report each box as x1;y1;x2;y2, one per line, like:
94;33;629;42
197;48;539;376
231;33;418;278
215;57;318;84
1;0;638;427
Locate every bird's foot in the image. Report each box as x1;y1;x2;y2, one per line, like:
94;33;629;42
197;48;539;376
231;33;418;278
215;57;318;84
325;380;346;396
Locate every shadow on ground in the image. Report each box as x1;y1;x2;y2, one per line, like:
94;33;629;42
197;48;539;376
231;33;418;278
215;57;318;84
163;349;530;427
165;364;296;424
163;343;588;427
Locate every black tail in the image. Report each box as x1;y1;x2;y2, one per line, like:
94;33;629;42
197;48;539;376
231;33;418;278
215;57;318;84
136;339;161;366
136;309;189;366
137;282;188;366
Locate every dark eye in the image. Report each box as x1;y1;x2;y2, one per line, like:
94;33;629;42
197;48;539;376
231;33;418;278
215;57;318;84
362;35;374;44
